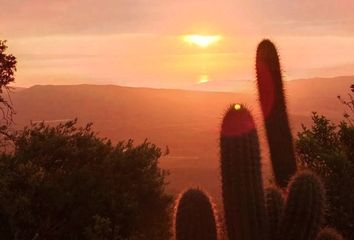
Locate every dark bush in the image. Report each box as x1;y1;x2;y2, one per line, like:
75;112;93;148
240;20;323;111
0;120;173;240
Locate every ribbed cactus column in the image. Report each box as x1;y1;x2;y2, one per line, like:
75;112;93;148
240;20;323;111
175;188;217;240
277;171;325;240
256;39;297;188
316;228;344;240
265;187;285;238
220;104;267;240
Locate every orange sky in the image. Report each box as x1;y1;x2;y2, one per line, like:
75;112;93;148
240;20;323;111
1;0;354;90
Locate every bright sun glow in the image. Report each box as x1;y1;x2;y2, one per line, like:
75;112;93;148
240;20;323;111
183;35;222;48
199;74;209;83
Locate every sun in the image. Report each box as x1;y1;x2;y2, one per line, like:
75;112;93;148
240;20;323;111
183;34;222;48
198;74;209;83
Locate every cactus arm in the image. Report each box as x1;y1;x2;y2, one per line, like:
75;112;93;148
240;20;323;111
175;188;217;240
277;171;325;240
265;186;285;238
316;228;344;240
220;104;267;240
256;39;297;188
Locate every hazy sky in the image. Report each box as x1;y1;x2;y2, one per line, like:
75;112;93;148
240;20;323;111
1;0;354;90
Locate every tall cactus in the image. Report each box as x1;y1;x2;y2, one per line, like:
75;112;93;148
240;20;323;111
277;171;325;240
216;39;341;240
219;105;328;240
265;187;285;238
316;228;344;240
220;104;267;240
175;188;217;240
174;39;343;240
256;39;297;188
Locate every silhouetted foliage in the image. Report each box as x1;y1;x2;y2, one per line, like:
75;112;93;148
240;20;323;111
337;92;354;125
0;40;17;137
296;112;354;239
0;120;173;240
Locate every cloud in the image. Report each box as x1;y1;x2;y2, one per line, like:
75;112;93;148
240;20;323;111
0;0;155;36
1;0;353;37
253;0;354;36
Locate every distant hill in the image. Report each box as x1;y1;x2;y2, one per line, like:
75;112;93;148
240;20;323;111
10;76;353;197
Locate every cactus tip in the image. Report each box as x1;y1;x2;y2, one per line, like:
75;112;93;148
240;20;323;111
221;104;255;137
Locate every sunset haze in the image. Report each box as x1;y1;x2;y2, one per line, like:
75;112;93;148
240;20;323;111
1;0;354;89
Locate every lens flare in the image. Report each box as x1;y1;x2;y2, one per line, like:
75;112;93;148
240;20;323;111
234;104;241;110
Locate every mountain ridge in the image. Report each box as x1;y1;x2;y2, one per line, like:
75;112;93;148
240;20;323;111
9;75;353;195
13;75;353;94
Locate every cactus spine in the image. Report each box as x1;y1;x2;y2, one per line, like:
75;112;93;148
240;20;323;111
220;104;267;240
175;188;217;240
256;39;297;188
316;228;344;240
265;187;285;238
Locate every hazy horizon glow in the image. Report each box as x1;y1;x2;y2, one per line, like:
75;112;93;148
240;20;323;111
1;0;354;90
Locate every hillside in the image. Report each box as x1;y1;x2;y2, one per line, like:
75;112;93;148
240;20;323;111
10;76;353;197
